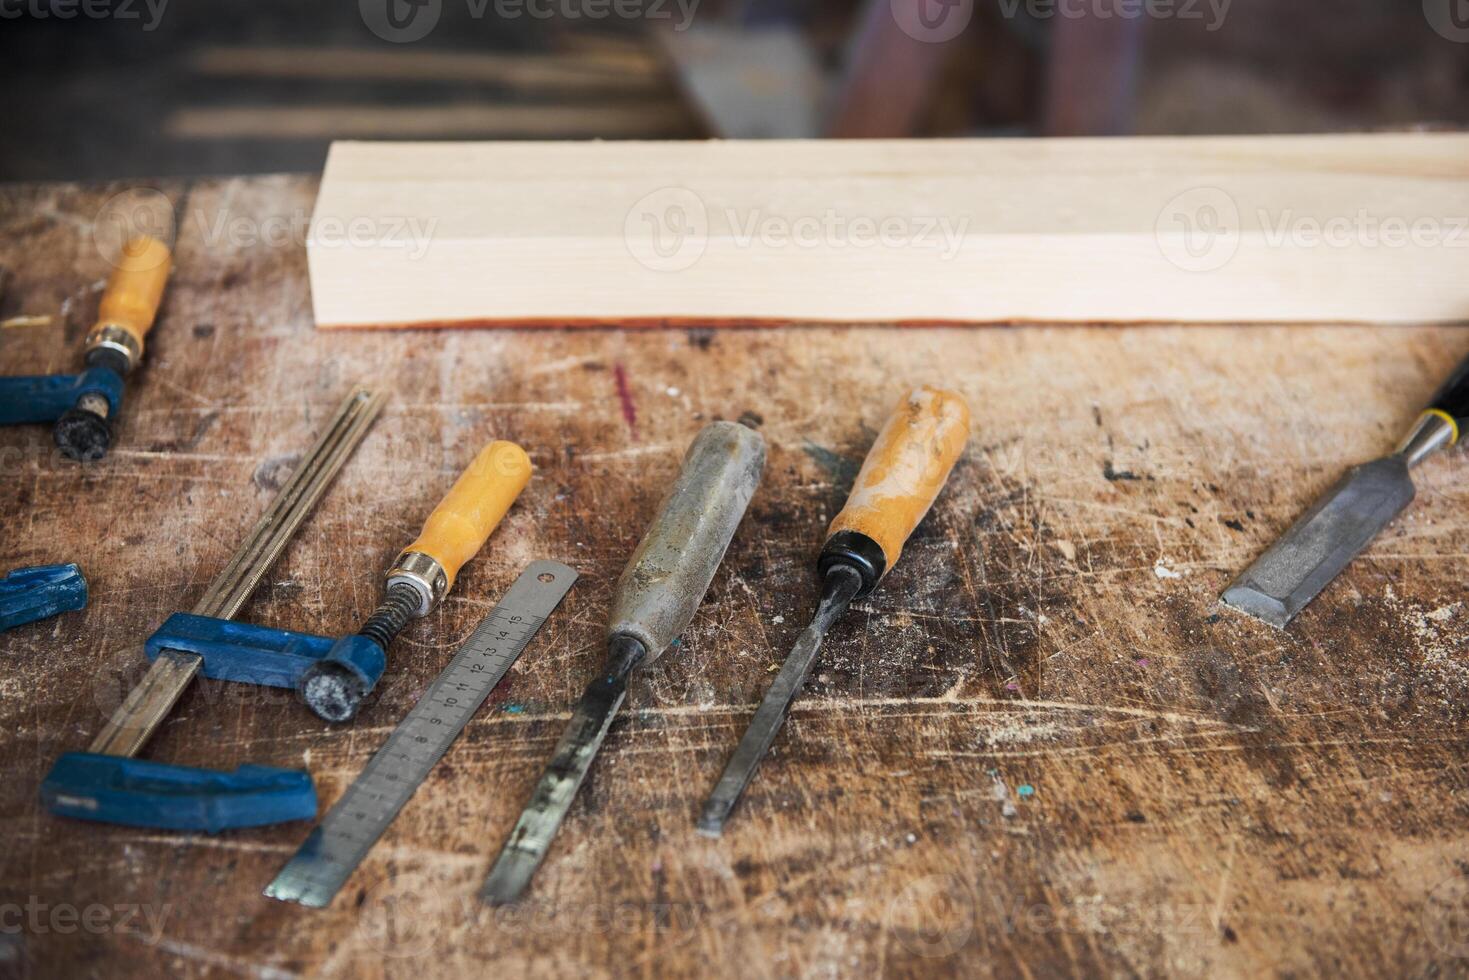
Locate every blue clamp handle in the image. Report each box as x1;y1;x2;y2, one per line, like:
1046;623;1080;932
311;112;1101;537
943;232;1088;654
0;366;123;426
147;613;336;688
0;563;88;632
41;752;317;833
145;613;387;692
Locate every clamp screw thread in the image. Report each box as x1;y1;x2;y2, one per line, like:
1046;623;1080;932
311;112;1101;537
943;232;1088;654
359;583;421;650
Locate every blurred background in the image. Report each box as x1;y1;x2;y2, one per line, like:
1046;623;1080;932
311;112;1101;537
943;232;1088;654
1;0;1466;181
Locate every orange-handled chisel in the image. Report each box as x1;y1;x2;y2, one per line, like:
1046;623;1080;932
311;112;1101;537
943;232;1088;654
699;386;970;834
299;440;532;721
55;235;172;459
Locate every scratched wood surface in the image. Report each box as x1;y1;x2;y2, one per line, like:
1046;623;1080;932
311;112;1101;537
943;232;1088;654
2;176;1468;979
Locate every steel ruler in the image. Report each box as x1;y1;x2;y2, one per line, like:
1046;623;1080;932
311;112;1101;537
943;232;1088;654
264;559;577;908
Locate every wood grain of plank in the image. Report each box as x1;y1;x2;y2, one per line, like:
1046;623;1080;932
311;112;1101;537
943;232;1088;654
308;134;1469;328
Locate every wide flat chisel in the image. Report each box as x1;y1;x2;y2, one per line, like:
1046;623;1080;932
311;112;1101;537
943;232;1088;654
699;386;970;836
1222;353;1469;629
480;420;766;903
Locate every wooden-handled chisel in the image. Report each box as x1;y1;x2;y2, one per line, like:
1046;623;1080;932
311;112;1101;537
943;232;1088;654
699;386;970;836
1222;353;1469;628
298;440;532;721
480;420;766;903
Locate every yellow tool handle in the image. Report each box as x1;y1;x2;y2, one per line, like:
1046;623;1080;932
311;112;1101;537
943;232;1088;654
404;440;532;591
95;236;172;351
827;386;971;569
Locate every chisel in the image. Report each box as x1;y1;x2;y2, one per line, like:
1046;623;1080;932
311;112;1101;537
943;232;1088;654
299;440;532;722
699;387;970;836
1222;354;1469;629
480;421;766;903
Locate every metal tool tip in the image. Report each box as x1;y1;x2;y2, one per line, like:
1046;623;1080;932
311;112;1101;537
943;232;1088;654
1219;585;1292;630
480;851;537;906
300;664;364;722
697;800;731;838
262;882;328;909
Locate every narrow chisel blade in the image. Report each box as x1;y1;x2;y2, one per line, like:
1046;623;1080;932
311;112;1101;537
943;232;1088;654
479;673;628;905
698;622;825;837
1221;456;1415;629
698;566;861;836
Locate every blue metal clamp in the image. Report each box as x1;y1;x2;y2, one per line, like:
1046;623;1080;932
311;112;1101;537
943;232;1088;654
0;366;123;426
0;563;88;632
42;615;387;832
144;614;387;693
41;752;317;833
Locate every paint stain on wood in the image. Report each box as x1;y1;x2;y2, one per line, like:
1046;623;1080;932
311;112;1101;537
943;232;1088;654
613;361;637;438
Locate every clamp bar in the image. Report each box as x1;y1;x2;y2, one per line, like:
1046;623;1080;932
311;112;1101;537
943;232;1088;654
144;613;386;693
87;389;385;758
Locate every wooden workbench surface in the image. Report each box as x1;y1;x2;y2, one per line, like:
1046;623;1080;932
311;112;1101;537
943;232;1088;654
2;177;1468;979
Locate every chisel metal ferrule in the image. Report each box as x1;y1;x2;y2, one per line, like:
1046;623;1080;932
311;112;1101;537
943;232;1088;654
1397;410;1458;467
385;551;449;618
817;531;887;600
83;324;144;376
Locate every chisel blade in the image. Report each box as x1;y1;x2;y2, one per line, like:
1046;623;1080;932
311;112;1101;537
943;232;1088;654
479;664;631;905
698;566;861;837
1221;456;1415;629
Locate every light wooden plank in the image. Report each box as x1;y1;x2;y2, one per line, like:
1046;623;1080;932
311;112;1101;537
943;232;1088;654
308;134;1469;328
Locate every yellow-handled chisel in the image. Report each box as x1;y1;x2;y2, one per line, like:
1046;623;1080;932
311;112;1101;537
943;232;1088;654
698;386;970;835
298;440;532;722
